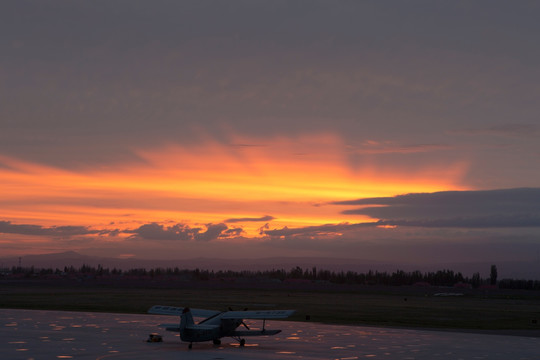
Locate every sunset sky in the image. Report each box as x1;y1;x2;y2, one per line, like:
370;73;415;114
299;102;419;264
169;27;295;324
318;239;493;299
1;1;540;267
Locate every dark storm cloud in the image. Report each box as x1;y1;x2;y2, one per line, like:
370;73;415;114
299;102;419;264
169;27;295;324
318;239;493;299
334;188;540;228
127;222;241;242
224;215;275;223
0;221;104;237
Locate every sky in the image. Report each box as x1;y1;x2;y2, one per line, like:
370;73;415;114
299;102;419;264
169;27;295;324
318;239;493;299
1;1;540;268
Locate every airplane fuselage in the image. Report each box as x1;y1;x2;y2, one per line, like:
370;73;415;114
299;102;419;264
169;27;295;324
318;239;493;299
180;324;220;342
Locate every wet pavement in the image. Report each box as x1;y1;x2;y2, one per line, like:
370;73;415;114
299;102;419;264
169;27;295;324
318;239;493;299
2;309;539;359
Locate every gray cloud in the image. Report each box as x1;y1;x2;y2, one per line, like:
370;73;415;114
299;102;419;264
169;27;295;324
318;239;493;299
127;223;193;241
0;220;242;243
127;222;241;242
0;221;103;237
194;223;229;242
224;215;275;223
334;188;540;228
224;227;244;237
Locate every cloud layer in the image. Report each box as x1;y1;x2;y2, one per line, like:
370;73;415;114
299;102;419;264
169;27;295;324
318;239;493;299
0;221;103;237
1;1;540;189
2;188;539;264
127;222;240;242
224;215;275;223
1;2;540;265
334;188;540;228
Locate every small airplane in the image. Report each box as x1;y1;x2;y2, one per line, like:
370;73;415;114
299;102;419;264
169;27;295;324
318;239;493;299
148;305;295;349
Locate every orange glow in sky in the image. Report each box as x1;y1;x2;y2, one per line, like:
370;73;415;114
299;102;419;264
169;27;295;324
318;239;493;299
0;134;468;249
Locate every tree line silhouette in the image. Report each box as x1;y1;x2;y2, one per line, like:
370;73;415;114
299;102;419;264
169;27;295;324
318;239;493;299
4;263;540;290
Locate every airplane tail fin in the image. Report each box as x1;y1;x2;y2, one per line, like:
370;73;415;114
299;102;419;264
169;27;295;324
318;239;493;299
180;307;194;332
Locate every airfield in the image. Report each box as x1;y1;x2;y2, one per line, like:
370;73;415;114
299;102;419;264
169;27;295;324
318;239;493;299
2;309;540;360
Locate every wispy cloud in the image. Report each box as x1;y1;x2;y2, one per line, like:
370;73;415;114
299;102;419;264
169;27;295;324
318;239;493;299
349;140;453;155
449;124;539;137
224;215;275;223
264;222;374;238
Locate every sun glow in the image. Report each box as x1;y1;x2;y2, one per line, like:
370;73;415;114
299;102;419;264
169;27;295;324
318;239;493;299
0;134;467;244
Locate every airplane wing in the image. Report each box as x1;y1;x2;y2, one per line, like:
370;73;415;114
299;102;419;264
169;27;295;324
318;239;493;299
221;310;295;320
148;305;220;318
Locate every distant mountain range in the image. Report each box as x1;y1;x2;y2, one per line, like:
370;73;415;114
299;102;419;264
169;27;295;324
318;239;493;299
1;251;540;280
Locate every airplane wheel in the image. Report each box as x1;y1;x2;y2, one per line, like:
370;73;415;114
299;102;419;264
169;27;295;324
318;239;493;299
240;339;245;347
188;343;192;349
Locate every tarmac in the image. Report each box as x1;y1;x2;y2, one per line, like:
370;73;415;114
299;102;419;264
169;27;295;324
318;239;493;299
2;309;539;359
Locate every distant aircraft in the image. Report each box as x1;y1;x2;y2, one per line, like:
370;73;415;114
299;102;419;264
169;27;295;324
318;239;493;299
148;305;295;349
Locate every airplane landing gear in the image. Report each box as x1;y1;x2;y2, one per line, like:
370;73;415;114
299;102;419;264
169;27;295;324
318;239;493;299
213;339;221;345
188;342;193;349
233;336;246;347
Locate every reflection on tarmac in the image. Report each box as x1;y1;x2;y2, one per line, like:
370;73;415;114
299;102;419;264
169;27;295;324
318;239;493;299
2;309;539;359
